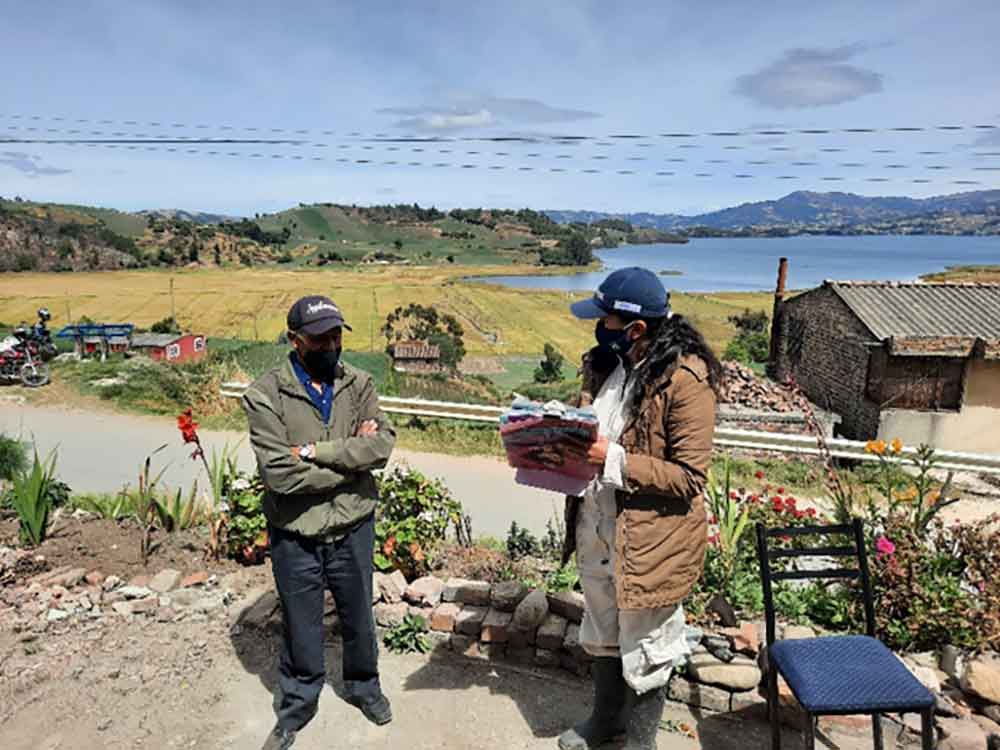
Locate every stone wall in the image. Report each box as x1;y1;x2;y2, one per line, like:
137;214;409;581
774;286;882;440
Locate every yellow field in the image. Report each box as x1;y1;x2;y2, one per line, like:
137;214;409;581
0;266;771;359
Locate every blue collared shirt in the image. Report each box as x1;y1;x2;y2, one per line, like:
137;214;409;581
289;353;334;424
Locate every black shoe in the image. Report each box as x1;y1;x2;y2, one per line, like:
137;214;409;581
261;724;296;750
349;692;393;726
558;657;627;750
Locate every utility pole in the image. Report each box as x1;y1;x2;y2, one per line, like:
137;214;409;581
370;289;377;352
169;277;176;323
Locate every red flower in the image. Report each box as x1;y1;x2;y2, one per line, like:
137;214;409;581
806;508;817;518
707;533;720;546
776;487;786;495
177;409;200;444
749;494;761;504
729;490;739;500
784;496;797;509
708;515;718;525
771;496;784;512
754;470;765;481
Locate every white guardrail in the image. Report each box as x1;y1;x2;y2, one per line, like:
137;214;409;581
220;383;1000;475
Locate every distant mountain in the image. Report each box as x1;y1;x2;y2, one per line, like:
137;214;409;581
137;208;237;224
547;190;1000;232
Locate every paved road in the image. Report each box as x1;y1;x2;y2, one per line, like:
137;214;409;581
0;402;561;539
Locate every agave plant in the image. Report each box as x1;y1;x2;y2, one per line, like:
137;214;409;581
10;449;59;546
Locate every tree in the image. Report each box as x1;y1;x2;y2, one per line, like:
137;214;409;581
213;244;222;265
382;303;466;370
188;243;200;264
723;308;770;366
393;239;403;251
539;232;592;266
150;316;181;334
533;343;565;383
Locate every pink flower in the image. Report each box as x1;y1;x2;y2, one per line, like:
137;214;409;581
875;536;896;558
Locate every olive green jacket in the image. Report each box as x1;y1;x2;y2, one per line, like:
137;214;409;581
242;357;395;539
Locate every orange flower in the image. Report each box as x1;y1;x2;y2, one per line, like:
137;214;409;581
927;490;941;505
409;542;425;562
890;438;904;455
865;440;887;456
383;536;397;557
895;486;919;504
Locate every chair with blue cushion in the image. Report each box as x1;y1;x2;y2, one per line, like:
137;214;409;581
755;519;935;750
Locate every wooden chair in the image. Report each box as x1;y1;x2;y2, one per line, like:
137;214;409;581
755;518;935;750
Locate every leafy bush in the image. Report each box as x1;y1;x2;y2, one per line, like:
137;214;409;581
374;465;463;578
383;614;431;654
545;561;580;593
225;474;268;563
10;450;59;546
869;517;980;651
0;433;28;481
533;343;565;383
505;521;540;560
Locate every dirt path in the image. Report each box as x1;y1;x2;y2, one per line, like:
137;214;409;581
0;402;561;539
0;575;860;750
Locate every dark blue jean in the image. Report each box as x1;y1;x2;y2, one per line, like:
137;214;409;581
269;516;380;731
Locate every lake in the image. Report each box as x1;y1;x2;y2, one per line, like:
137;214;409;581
472;235;1000;293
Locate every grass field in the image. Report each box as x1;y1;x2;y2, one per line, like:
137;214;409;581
255;204;538;266
0;265;771;361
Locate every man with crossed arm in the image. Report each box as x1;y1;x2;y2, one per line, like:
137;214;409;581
243;295;395;750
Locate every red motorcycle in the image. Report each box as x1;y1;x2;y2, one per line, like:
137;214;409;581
0;326;50;387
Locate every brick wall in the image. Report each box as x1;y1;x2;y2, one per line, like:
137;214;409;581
774;287;882;439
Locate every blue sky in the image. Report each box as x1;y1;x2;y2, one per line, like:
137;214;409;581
1;0;999;216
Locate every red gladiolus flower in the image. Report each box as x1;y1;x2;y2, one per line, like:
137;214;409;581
177;408;199;444
771;497;784;512
784;496;797;509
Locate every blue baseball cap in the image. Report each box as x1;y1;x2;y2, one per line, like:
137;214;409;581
570;267;670;319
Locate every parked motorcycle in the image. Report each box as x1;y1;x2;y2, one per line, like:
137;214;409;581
0;316;52;387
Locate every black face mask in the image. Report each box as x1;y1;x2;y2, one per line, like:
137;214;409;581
595;320;635;357
301;347;341;382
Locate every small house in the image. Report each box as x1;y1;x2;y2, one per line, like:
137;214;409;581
392;340;443;374
772;281;1000;454
131;333;207;364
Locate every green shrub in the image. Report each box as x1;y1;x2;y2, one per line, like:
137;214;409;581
505;521;540;561
383;614;430;654
225;474;268;563
0;433;28;481
374;465;463;578
10;450;59;546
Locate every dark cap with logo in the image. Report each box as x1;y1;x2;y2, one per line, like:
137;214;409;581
287;295;352;335
570;266;670;319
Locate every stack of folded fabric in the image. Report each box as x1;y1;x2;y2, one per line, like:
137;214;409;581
500;398;600;494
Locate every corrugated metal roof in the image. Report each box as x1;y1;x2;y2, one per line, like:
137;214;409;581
827;281;1000;341
132;333;182;348
393;341;441;360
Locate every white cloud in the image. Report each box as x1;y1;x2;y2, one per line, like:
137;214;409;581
379;96;599;131
0;152;71;177
734;45;883;109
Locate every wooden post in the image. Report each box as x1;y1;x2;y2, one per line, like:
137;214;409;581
767;258;788;379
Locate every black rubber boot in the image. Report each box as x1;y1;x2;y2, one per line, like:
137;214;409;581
623;685;666;750
558;657;627;750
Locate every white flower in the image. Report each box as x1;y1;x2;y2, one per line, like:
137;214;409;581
232;478;251;491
